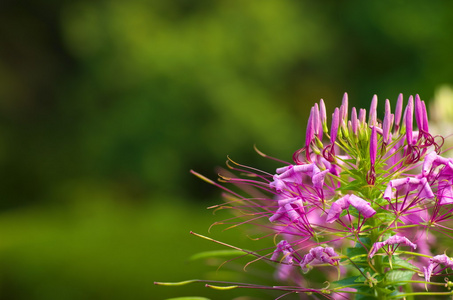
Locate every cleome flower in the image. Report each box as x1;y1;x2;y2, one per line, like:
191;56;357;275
368;235;417;259
326;194;376;223
300;246;340;273
423;254;453;283
157;93;453;299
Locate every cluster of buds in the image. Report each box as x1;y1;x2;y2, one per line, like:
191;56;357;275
157;93;453;299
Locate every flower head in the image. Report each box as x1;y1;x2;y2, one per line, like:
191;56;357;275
168;93;453;299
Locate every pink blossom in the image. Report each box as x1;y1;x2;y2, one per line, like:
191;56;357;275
300;246;339;273
369;235;417;258
326;194;376;223
269;163;329;193
423;254;453;282
383;177;434;203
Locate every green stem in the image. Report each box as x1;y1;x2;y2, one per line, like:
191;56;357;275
369;216;388;300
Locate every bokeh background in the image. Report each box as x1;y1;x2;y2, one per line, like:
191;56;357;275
1;1;453;299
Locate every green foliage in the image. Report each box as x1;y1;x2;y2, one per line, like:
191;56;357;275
385;270;415;286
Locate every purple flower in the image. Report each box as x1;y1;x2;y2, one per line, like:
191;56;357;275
271;240;299;281
269;197;305;223
421;152;453;204
423;254;453;282
369;235;417;258
384;177;434;205
271;240;295;262
184;93;453;299
326;194;376;223
270;163;329;193
300;246;339;273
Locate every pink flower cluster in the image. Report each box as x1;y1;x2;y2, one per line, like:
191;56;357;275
186;93;453;298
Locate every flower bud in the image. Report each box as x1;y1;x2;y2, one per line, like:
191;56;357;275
351;107;358;135
341;92;348;121
405;96;414;145
421;99;429;132
370;125;377;167
415;94;424;134
383;99;392;144
394;93;403;131
320;99;328;134
305;106;315;149
369;95;378;126
330;108;340;144
313;103;322;140
341;119;349;139
359;108;366;127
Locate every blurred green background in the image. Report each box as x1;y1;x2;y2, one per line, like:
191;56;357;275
1;1;453;299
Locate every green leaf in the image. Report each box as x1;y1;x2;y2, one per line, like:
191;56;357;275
355;288;377;300
385;270;415;286
359;237;371;247
346;246;367;259
376;287;394;294
345;238;371;263
190;250;248;261
391;256;417;270
389;290;405;298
